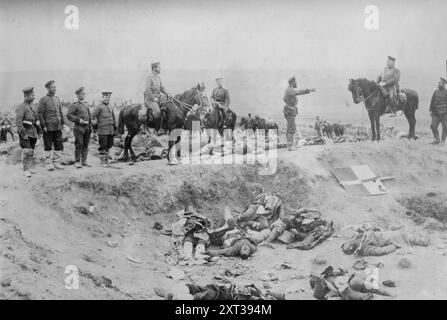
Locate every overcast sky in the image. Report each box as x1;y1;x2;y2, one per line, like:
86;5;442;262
1;0;446;73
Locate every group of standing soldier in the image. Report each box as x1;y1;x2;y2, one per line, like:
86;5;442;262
15;81;117;177
12;58;447;177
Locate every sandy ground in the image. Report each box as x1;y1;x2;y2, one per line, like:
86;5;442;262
1;136;447;300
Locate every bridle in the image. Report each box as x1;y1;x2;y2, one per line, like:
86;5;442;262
355;86;379;104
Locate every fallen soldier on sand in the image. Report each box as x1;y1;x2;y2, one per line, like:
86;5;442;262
342;229;430;257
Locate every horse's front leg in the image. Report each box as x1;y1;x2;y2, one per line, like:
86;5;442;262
129;130;138;162
176;136;182;161
368;112;376;141
123;132;130;161
375;112;381;141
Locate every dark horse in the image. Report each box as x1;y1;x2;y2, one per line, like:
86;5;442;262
118;85;209;162
184;101;237;153
348;78;418;141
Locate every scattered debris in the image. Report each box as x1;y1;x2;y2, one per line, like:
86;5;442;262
126;255;143;264
76;206;92;215
382;280;396;287
106;240;118;248
153;222;163;230
167;268;185;280
259;271;279;282
312;256;327;265
398;257;412;269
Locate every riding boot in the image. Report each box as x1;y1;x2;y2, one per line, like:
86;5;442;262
104;151;111;167
431;128;440;145
52;151;64;170
81;149;91;167
45;151;55;171
22;149;32;178
99;152;108;167
75;149;82;168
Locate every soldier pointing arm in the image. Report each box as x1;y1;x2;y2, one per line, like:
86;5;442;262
283;76;315;150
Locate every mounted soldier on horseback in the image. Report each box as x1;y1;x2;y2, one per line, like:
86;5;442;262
144;61;171;135
348;56;418;141
376;56;403;116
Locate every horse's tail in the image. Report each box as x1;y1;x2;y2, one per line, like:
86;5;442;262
118;108;125;135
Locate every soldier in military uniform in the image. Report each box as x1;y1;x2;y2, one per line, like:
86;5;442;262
67;87;92;168
377;56;401;116
92;91;116;167
144;62;171;135
38;80;65;171
15;87;41;178
429;78;447;145
283;76;315;150
211;77;230;108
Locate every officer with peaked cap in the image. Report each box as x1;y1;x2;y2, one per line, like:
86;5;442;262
377;56;401;116
283;76;315;150
67;87;92;168
429;77;447;145
15;87;41;178
38;80;66;171
211;76;231;109
144;62;171;135
91;91;116;167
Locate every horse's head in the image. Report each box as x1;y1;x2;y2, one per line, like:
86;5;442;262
348;79;364;104
348;78;378;105
194;82;211;109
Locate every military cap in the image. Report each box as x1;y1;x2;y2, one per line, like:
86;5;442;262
45;80;55;88
288;76;296;84
22;87;34;95
440;77;447;84
387;56;396;62
102;91;112;96
75;87;85;94
151;62;160;68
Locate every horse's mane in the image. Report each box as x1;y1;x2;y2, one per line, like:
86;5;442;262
352;78;379;92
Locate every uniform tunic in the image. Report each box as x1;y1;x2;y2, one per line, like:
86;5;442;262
429;88;447;115
67;100;92;133
145;71;168;102
91;103;116;136
429;88;447;142
38;94;65;131
211;87;231;108
67;100;92;162
283;86;311;136
377;67;400;88
15;102;39;139
15;101;40;149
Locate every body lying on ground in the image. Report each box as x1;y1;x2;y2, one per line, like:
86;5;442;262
311;266;393;300
206;198;333;258
170;205;211;261
342;229;430;257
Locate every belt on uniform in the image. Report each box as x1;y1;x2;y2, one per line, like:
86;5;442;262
23;120;33;125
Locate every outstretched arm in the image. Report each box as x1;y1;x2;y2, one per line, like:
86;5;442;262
293;88;315;96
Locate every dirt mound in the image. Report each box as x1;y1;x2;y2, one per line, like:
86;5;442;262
2;137;447;299
398;192;447;226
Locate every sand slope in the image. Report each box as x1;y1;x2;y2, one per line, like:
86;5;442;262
1;137;447;300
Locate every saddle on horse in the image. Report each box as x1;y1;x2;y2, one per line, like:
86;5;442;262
379;85;407;114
